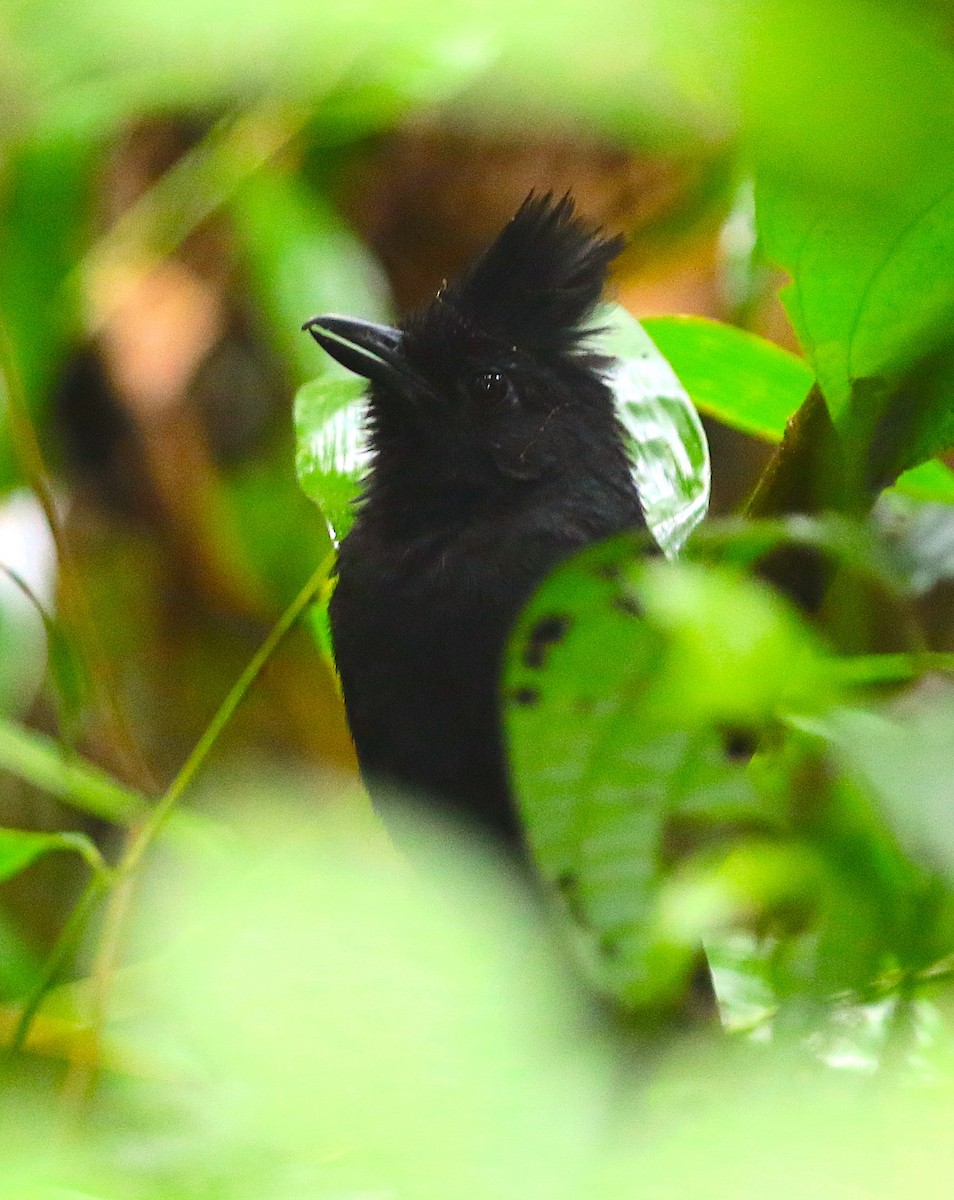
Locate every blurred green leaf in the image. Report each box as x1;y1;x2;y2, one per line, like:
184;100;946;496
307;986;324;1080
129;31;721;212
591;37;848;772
829;687;954;881
504;537;830;1009
0;133;95;490
0;828;102;882
599;306;710;557
893;459;954;505
231;167;391;386
598;1045;954;1199
9;0;495;141
120;792;613;1199
741;0;954;204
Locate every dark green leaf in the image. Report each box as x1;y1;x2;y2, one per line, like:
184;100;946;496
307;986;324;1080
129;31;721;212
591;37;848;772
0;134;96;491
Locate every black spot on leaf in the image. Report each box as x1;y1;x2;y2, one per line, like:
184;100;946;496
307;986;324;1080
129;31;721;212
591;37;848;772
611;591;643;617
510;686;541;707
523;613;572;669
592;561;623;582
718;726;758;762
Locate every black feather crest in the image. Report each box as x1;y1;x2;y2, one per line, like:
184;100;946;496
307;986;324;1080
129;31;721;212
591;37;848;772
441;192;623;356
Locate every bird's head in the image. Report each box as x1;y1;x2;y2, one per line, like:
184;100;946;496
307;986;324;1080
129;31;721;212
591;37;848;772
304;193;626;510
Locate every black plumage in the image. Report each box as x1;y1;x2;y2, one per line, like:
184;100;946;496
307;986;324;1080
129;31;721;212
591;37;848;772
304;193;645;836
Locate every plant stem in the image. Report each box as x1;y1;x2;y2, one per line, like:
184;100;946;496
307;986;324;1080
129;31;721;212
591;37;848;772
4;875;107;1062
65;555;332;1092
119;553;332;875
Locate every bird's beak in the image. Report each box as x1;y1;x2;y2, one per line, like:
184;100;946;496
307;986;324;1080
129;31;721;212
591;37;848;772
302;315;416;391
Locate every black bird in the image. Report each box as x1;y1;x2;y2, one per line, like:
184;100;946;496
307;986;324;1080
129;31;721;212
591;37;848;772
304;193;645;837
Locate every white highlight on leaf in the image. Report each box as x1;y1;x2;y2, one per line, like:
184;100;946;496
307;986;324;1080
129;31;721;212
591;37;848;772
597;304;711;557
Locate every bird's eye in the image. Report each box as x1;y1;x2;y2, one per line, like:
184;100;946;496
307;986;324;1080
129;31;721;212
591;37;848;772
477;372;516;406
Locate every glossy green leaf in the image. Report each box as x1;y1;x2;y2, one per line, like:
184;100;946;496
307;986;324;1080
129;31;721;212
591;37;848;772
0;828;103;882
643;315;954;506
642;315;813;441
504;536;830;1009
294;376;368;544
598;306;710;557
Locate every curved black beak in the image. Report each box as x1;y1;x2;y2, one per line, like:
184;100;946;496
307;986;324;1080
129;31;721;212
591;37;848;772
302;314;415;391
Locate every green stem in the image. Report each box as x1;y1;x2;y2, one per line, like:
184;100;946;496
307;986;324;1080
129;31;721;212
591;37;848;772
5;874;107;1061
119;553;332;875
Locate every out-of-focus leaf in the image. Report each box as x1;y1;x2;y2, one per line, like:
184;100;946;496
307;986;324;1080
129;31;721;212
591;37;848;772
231;167;391;386
828;687;954;881
0;134;95;491
599;306;710;557
294;376;368;545
11;1;496;141
741;0;954;206
0;828;102;882
121;792;613;1199
874;493;954;596
893;460;954;506
598;1045;954;1200
227;453;333;606
504;538;831;1009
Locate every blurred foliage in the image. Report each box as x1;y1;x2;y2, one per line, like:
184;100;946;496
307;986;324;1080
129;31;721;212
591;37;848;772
0;0;953;1194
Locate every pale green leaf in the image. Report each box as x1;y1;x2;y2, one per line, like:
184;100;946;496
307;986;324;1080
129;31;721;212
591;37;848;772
598;305;710;557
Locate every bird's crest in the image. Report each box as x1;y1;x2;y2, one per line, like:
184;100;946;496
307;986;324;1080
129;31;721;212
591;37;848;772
440;192;624;356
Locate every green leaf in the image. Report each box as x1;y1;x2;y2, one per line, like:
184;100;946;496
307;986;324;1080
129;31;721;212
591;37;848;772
294;376;368;545
641;315;954;507
642;315;813;441
598;305;710;557
504;536;829;1009
828;688;954;881
231;169;391;387
0;133;95;491
894;459;954;506
0;715;146;826
755;173;954;493
0;828;104;882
